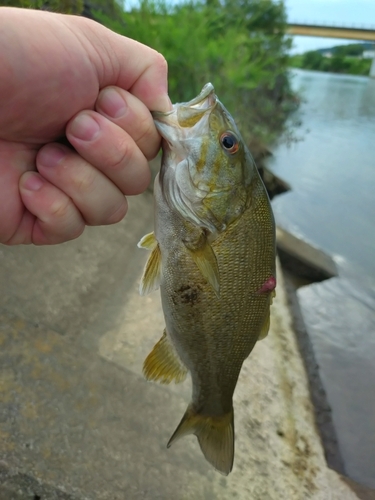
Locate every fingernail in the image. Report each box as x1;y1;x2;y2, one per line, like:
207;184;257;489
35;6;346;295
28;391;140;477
22;173;44;191
38;145;66;168
97;88;127;119
70;113;100;141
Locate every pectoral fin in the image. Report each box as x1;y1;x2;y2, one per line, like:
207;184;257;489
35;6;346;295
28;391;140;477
138;231;157;250
143;330;187;384
139;243;162;296
188;243;220;297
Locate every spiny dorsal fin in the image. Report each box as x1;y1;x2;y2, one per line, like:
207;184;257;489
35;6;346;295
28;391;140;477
138;231;157;250
139;243;162;296
143;330;187;384
167;405;234;476
187;243;220;297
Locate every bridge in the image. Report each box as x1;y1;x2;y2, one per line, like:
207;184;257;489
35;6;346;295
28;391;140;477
287;22;375;77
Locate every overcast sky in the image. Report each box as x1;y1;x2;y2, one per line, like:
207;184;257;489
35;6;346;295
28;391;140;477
285;0;375;53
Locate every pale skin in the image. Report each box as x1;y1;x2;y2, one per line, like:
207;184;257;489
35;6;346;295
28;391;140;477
0;7;171;245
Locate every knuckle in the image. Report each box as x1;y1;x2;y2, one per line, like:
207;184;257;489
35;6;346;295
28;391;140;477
135;119;157;159
49;196;72;220
104;138;132;172
35;201;85;244
72;169;97;194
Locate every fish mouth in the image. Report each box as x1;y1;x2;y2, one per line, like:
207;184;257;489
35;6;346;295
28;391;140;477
152;83;217;137
185;82;216;109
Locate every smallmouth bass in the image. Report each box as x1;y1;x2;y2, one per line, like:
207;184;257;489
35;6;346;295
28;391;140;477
138;83;276;475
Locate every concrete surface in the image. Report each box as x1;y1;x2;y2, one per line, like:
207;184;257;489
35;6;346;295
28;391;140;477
280;270;346;476
276;226;338;284
0;190;361;499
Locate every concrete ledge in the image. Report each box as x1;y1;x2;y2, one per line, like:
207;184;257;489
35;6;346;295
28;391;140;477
276;226;338;284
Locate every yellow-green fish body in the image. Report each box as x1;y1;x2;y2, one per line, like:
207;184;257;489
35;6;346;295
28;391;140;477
138;83;276;475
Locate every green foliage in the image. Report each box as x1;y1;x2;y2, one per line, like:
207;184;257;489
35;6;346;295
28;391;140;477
0;0;84;13
335;44;361;57
96;0;297;149
290;48;371;75
290;44;373;76
0;0;123;15
2;0;297;150
302;51;324;70
334;43;374;57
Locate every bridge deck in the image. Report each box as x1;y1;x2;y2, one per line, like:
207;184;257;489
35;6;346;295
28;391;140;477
288;23;375;42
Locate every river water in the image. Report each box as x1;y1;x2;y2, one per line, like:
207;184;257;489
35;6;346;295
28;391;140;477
266;69;375;488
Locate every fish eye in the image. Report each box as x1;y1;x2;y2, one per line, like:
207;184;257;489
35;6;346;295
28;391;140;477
220;132;239;154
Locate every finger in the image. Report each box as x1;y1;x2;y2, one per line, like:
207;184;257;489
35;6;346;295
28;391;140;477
105;36;171;112
95;86;161;160
36;144;128;226
66;111;151;195
4;209;35;246
74;17;172;112
19;171;85;245
0;141;37;244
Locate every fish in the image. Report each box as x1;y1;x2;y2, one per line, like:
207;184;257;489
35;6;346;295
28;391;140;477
138;83;276;475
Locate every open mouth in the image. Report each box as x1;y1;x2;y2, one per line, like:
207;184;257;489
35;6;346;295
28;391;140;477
186;83;216;110
152;83;217;138
176;84;217;128
152;83;217;120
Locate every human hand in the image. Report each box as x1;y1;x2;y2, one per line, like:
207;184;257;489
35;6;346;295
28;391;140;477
0;7;170;245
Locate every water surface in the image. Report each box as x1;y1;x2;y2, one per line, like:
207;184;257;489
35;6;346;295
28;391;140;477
267;69;375;488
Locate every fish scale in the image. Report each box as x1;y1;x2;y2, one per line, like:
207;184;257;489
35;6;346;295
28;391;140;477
138;83;276;475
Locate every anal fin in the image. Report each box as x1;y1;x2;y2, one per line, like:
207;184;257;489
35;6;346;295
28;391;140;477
143;330;187;384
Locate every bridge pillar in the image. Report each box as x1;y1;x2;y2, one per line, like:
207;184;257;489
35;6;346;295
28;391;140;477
370;55;375;78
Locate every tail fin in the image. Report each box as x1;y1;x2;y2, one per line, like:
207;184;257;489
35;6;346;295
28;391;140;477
167;405;234;475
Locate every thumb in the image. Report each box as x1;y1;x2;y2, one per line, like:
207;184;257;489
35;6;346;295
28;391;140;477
72;16;172;113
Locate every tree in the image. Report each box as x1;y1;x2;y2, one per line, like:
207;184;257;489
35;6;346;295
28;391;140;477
103;0;296;147
3;0;298;150
302;51;324;71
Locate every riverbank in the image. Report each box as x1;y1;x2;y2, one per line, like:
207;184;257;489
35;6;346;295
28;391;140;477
268;69;375;490
290;55;372;76
0;189;365;499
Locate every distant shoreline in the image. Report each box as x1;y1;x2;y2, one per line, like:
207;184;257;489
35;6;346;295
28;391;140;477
290;42;374;76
